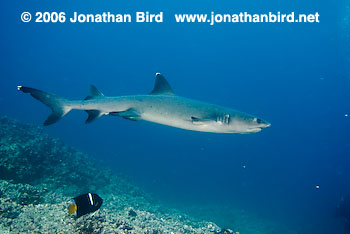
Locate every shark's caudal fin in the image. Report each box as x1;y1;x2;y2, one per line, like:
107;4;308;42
17;86;72;126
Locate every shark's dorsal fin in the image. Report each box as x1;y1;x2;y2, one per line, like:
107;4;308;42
150;73;175;96
90;85;104;97
84;85;104;100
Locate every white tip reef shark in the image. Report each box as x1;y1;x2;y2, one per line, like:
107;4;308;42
18;73;270;133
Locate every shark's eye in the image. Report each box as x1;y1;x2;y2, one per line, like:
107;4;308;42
256;118;262;124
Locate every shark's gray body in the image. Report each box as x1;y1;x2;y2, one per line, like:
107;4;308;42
18;73;270;134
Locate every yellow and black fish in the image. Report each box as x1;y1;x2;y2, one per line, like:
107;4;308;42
68;193;103;218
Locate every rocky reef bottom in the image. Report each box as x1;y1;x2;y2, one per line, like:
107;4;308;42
0;180;231;234
0;116;235;234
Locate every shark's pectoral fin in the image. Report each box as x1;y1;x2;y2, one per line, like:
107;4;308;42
109;108;141;121
191;116;215;125
85;110;103;124
118;108;141;121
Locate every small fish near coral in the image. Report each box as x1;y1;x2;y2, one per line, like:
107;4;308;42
68;193;103;218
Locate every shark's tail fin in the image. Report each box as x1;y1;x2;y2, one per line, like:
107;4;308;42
17;86;72;126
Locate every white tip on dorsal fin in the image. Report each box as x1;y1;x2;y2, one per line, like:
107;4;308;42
150;73;175;96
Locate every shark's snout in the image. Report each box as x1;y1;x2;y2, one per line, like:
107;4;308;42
262;121;271;128
260;122;271;129
246;120;270;133
255;118;271;128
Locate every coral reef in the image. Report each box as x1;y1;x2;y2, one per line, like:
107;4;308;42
0;116;233;233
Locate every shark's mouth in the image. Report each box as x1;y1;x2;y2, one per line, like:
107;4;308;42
247;127;263;133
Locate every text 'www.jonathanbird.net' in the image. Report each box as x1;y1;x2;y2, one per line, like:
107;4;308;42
175;12;320;25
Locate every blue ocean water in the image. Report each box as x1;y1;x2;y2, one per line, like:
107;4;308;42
1;0;349;233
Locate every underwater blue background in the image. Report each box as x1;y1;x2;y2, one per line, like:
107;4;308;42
1;0;349;233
